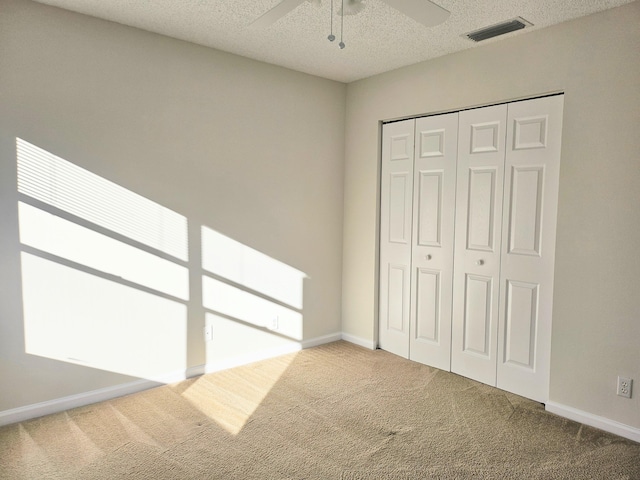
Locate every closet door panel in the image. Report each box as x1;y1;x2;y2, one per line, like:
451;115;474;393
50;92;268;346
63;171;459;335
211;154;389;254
497;95;564;402
409;113;458;370
416;171;443;246
463;274;493;356
451;104;507;386
415;268;439;342
379;120;415;358
466;167;498;251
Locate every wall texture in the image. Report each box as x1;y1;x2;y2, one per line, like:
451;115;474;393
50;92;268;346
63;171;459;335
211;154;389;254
0;0;346;412
342;2;640;429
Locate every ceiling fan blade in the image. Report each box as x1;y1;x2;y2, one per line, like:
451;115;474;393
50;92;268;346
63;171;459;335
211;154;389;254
250;0;308;28
382;0;450;27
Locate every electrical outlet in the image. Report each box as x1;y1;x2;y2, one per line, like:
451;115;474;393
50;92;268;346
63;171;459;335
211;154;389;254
617;376;632;398
204;325;213;342
268;316;279;331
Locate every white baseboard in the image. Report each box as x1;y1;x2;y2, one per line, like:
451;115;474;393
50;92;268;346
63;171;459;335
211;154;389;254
0;378;160;427
341;332;376;350
205;344;301;373
206;333;342;373
185;364;206;378
0;332;341;427
302;332;343;349
546;401;640;443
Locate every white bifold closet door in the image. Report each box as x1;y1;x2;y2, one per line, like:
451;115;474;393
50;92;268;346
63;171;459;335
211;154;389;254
451;96;563;402
379;114;457;368
451;103;508;386
379;95;563;403
379;119;415;358
408;113;458;370
495;96;563;402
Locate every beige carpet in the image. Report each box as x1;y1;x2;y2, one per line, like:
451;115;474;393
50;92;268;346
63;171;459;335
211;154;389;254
1;341;639;479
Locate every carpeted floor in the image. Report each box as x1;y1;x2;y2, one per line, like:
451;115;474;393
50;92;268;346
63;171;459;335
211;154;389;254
1;341;639;479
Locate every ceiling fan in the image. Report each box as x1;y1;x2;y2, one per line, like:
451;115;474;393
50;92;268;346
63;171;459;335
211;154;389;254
250;0;450;29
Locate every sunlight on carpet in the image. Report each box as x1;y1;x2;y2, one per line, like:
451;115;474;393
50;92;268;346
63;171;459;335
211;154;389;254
178;353;297;435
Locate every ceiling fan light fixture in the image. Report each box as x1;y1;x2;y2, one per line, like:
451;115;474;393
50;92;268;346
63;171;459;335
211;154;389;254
339;0;365;16
465;17;532;42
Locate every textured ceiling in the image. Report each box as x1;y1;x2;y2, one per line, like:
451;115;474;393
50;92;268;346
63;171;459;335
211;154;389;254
32;0;635;82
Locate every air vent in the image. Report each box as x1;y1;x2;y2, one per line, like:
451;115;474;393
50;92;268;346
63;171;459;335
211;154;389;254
465;17;532;42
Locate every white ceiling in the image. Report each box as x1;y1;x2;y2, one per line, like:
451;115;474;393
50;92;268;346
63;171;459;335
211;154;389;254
33;0;634;83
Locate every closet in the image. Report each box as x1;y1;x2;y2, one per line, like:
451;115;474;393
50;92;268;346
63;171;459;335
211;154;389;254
378;95;564;402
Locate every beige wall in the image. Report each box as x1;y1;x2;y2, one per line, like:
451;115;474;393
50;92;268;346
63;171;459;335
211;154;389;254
342;2;640;428
0;0;345;411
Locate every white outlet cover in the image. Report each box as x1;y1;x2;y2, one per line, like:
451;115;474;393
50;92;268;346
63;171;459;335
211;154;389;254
617;376;633;398
204;325;213;342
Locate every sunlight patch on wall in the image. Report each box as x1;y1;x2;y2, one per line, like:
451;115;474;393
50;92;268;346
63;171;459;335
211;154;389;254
17;138;188;261
15;136;306;412
201;226;305;310
202;276;303;341
18;202;189;300
21;253;187;381
17;138;189;381
205;312;302;370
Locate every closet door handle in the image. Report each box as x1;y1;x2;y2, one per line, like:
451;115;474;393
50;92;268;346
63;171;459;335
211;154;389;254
425;254;432;260
476;259;485;266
